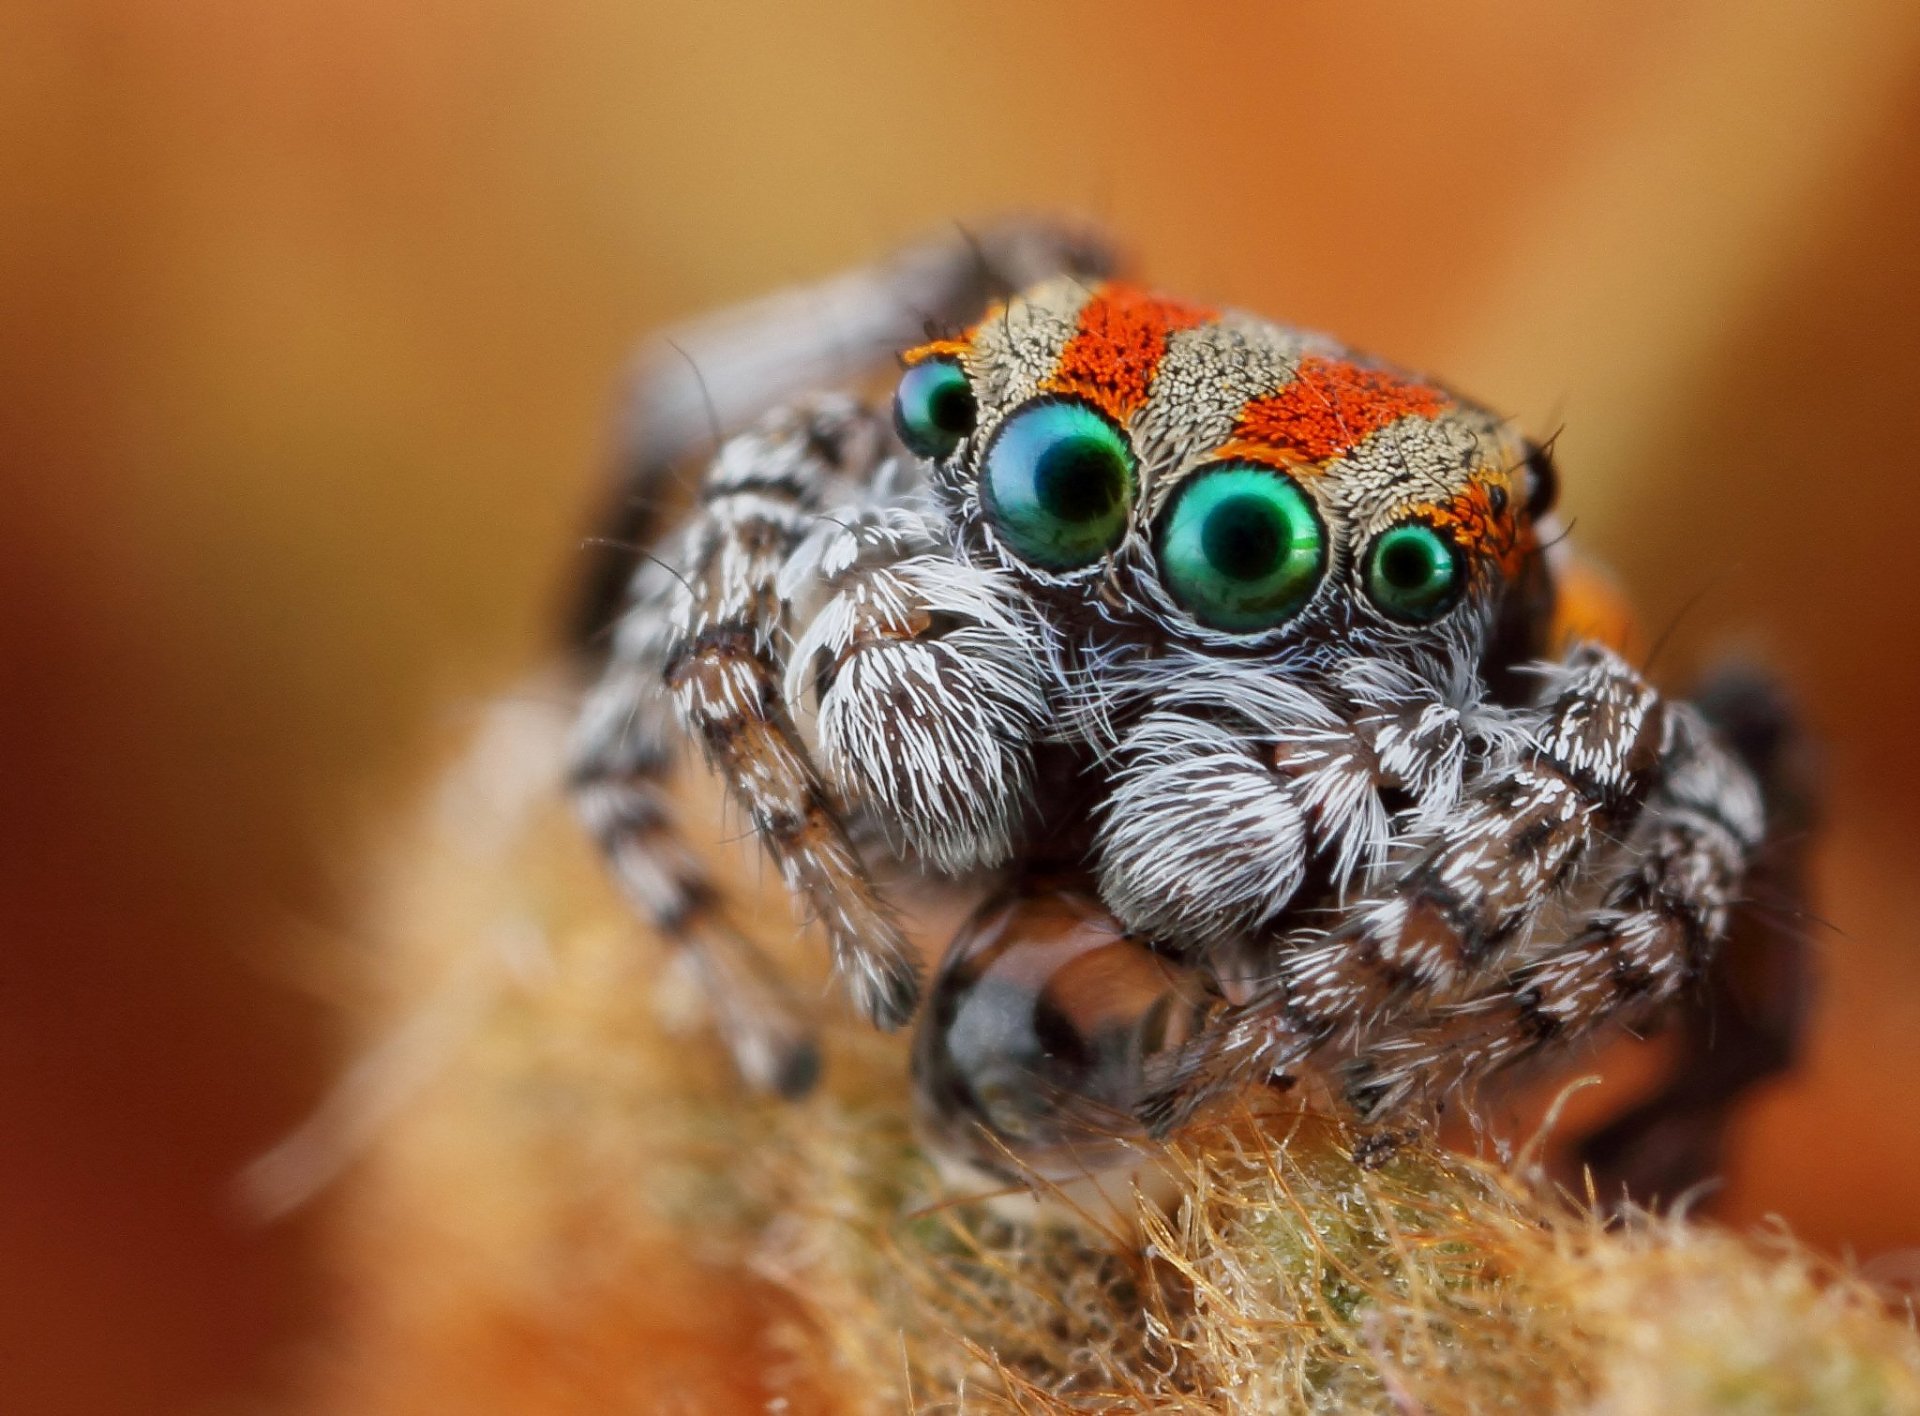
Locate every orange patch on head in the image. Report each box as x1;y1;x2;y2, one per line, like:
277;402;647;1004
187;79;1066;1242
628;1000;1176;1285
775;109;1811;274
1411;472;1532;580
901;336;972;367
1042;283;1214;422
1233;356;1450;463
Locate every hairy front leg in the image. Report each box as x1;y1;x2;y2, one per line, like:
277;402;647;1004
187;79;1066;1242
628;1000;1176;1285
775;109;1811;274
1141;643;1677;1133
574;397;921;1051
571;558;821;1094
1339;705;1764;1122
1340;681;1793;1208
1572;667;1815;1203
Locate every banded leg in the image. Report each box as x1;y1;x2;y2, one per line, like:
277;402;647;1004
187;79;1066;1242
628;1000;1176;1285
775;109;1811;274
1573;837;1812;1205
1573;667;1814;1202
573;396;920;1050
571;561;820;1095
1339;704;1768;1146
1141;643;1672;1132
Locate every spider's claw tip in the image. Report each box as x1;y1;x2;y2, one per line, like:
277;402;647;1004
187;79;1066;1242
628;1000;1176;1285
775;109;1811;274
854;955;923;1032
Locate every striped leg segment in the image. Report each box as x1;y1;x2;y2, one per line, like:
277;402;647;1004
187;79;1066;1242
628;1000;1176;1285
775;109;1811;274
571;564;821;1094
1340;705;1765;1125
572;399;920;1091
1571;668;1815;1202
1141;643;1677;1133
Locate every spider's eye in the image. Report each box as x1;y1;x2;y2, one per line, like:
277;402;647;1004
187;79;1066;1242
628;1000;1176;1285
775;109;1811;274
982;399;1135;572
1364;521;1466;622
893;358;976;460
1156;464;1326;632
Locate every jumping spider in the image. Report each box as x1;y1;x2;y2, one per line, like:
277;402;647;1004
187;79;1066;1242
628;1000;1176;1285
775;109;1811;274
569;219;1811;1201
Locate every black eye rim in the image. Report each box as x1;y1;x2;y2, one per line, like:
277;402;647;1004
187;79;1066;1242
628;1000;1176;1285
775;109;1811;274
1522;438;1559;520
978;393;1138;574
892;356;977;460
1360;517;1469;624
1151;459;1331;636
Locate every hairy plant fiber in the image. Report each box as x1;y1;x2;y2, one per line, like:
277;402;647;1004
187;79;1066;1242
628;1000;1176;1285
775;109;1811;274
289;690;1920;1414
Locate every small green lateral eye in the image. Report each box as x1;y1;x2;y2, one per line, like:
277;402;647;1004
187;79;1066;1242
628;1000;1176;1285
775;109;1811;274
982;399;1135;571
893;358;976;459
1365;522;1465;622
1156;464;1327;632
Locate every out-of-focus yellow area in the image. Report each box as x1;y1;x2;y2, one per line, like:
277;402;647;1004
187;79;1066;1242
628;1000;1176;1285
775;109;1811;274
2;3;1918;1411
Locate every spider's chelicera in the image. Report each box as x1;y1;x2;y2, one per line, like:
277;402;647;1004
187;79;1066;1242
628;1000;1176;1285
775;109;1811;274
568;223;1808;1196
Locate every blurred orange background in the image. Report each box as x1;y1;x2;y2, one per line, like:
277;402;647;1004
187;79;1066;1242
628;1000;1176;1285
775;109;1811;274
5;2;1920;1411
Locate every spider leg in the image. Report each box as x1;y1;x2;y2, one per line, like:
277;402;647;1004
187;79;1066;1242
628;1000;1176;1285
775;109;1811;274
1338;698;1774;1173
573;398;922;1079
570;557;820;1095
1568;873;1811;1208
1141;642;1674;1134
1570;666;1815;1204
571;216;1114;649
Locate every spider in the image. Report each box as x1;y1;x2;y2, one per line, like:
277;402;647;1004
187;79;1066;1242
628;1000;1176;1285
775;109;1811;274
569;219;1812;1199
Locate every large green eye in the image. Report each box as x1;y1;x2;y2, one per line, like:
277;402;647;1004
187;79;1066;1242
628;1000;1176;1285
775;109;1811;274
982;399;1135;571
1156;463;1326;632
1364;521;1465;622
893;358;976;460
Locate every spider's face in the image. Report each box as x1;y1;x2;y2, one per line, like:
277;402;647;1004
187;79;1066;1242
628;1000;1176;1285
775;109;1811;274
894;278;1551;668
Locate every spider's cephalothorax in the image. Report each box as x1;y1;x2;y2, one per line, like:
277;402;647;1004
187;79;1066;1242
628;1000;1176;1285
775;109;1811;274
570;222;1807;1198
